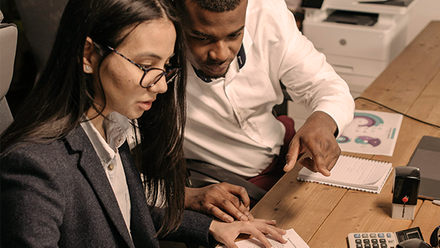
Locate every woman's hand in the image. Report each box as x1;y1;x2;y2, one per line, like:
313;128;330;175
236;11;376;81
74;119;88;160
209;219;287;248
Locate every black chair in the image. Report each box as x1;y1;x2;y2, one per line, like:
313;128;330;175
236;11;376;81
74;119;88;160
186;159;267;202
14;0;69;74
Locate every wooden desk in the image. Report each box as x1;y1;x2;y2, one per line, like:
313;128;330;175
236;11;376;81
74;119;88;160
251;21;440;247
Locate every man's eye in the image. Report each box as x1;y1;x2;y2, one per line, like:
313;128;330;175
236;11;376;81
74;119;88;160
140;65;151;70
194;36;209;42
229;32;242;39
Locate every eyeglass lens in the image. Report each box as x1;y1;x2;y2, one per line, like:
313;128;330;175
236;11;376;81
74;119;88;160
141;67;179;88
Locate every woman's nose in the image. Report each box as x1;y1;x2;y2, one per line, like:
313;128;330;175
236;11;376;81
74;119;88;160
148;75;168;94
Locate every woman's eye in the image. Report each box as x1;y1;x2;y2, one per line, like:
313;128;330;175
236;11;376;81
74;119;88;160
164;63;174;70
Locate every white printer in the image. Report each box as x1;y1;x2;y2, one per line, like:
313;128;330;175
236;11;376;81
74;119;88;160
287;0;415;128
302;0;416;98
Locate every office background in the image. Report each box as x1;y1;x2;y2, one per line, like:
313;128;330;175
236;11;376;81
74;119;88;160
1;0;440;126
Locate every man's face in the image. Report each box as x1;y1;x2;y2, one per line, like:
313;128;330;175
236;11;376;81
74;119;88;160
181;0;247;79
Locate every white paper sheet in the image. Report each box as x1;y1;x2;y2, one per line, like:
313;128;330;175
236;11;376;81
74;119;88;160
337;110;403;156
218;228;309;248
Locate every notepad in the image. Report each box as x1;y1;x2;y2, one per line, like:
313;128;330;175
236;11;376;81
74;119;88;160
297;155;393;194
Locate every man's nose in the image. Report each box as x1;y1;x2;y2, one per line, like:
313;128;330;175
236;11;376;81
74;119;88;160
208;40;229;62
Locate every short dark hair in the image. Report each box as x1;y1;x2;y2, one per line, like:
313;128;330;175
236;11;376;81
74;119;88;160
180;0;243;12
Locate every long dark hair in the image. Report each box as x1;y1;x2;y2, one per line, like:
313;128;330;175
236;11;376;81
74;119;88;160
1;0;187;236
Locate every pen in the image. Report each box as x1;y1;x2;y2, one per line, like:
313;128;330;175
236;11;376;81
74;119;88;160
433;200;440;206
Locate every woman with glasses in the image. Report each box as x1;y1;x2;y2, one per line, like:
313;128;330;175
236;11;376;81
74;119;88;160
0;0;287;247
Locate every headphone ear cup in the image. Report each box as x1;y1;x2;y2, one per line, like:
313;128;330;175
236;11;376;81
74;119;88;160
430;226;440;248
397;239;432;248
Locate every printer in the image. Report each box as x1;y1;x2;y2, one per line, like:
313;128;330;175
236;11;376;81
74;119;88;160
301;0;416;98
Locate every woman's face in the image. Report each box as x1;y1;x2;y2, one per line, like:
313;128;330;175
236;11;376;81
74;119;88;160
93;19;177;119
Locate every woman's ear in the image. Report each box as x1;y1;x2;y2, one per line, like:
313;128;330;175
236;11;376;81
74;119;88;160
83;37;94;74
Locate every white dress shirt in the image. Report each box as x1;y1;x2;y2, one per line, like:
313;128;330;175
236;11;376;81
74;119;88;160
81;112;133;231
183;0;355;177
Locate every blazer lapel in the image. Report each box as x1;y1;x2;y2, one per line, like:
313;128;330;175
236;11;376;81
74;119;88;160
119;142;159;247
64;127;135;248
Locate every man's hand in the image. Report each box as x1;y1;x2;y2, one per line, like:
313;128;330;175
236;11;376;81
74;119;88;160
283;111;341;176
185;183;254;223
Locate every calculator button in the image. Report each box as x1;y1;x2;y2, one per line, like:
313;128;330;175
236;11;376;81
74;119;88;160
357;244;363;248
355;234;361;238
365;244;371;248
378;233;385;238
386;233;392;238
372;239;378;244
381;243;387;248
363;234;369;238
364;239;370;244
356;239;362;244
380;239;387;243
373;244;379;248
370;233;377;238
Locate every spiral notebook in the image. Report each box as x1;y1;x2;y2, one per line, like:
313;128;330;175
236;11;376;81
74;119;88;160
297;155;393;194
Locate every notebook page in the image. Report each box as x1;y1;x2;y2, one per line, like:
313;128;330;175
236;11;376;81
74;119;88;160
297;155;392;190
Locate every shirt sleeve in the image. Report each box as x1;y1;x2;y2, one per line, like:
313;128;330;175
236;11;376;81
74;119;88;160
272;0;355;134
150;208;218;247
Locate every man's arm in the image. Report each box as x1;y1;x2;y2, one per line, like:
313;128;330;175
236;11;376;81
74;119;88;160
283;111;340;176
185;183;254;223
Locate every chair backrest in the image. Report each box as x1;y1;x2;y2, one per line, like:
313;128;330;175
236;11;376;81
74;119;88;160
14;0;68;73
0;11;18;134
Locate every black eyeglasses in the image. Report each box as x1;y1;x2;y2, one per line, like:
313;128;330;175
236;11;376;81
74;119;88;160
107;45;180;88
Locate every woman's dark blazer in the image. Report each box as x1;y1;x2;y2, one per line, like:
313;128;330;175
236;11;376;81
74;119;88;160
1;126;214;247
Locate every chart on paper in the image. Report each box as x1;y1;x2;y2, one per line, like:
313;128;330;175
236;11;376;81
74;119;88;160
337;110;403;156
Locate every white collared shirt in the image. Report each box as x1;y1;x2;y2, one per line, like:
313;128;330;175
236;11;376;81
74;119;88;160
81;112;134;231
183;0;355;177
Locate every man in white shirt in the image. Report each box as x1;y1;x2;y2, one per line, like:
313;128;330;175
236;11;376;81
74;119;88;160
178;0;354;222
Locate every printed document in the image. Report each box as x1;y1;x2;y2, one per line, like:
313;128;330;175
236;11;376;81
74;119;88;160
337;110;403;156
218;228;309;248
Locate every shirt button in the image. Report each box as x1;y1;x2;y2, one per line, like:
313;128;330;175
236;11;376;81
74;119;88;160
108;164;114;171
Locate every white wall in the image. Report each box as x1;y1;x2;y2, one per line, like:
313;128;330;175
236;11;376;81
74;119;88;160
406;0;440;45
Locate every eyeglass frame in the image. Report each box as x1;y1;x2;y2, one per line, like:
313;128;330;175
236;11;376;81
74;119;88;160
106;45;180;88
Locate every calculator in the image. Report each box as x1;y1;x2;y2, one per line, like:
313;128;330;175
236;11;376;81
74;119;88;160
347;227;424;248
347;231;398;248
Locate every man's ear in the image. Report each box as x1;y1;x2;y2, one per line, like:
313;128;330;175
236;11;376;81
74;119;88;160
83;37;94;74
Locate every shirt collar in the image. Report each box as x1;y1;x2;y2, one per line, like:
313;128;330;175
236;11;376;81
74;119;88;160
80;112;132;164
237;43;246;69
192;65;213;83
